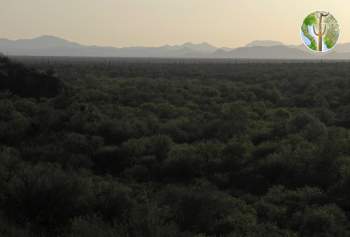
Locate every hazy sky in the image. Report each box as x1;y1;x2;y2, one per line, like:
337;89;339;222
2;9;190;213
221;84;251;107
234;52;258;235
0;0;349;47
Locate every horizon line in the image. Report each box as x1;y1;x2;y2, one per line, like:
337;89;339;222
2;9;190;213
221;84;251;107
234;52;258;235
0;34;313;49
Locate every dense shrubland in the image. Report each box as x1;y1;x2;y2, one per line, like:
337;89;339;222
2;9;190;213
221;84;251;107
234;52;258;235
1;57;350;236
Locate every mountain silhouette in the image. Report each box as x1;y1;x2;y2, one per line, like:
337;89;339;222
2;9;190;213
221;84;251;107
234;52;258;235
245;40;284;47
0;35;349;59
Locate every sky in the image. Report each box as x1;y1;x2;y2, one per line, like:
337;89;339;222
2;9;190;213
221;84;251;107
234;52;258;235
0;0;349;48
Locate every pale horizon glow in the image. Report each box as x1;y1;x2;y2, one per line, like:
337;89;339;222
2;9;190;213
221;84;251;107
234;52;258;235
0;0;349;48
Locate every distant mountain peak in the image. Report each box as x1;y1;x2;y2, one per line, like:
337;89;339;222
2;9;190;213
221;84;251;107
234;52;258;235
32;35;79;45
246;40;284;47
181;42;217;53
35;35;63;40
183;42;195;46
183;42;213;47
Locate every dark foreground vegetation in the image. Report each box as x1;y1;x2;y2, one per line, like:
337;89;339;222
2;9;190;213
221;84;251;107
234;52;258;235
2;56;350;236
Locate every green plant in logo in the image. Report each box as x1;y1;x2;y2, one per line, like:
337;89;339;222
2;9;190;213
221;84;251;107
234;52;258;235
301;11;339;52
313;12;329;52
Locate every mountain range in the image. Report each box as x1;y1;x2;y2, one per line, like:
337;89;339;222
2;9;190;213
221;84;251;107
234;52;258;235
2;35;350;59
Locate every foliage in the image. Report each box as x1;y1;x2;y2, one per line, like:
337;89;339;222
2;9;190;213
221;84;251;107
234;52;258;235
1;57;350;236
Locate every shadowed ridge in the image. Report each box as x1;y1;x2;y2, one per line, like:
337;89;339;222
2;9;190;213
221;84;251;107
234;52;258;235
0;56;63;98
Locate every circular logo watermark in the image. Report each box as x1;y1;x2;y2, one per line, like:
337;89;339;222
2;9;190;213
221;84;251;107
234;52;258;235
301;11;339;52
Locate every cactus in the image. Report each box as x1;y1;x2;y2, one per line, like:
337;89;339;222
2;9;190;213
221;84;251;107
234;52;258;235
313;12;329;51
